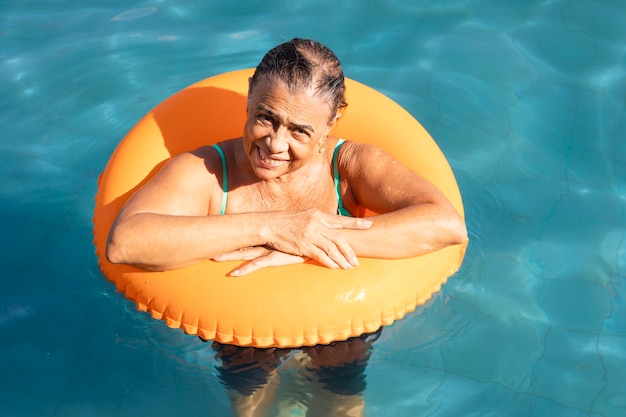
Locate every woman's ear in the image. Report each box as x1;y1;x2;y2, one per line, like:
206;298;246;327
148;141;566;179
326;113;341;135
317;137;327;154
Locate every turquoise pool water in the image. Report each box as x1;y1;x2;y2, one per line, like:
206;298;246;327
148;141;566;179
1;0;624;416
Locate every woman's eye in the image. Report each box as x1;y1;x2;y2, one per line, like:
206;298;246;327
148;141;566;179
257;114;273;125
292;129;310;141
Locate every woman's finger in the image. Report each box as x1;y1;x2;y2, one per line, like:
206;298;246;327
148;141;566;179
331;235;359;267
228;251;305;277
213;246;271;261
313;239;359;270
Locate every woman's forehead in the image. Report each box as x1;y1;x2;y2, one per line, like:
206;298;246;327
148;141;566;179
249;79;333;120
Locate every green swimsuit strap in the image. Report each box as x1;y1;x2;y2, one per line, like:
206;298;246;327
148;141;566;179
214;142;346;217
333;139;352;217
212;144;228;215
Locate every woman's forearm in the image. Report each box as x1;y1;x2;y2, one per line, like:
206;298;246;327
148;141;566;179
107;207;376;272
106;212;270;270
343;204;468;259
106;202;466;272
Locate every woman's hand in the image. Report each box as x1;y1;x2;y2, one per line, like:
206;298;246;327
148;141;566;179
262;208;372;271
214;209;373;276
214;247;305;276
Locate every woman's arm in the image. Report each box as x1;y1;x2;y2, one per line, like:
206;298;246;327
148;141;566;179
106;151;266;270
338;141;468;258
106;149;371;271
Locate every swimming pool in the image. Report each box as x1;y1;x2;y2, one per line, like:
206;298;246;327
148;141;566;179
1;0;624;416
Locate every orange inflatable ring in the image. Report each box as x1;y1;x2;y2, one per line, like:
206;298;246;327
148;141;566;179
93;69;467;348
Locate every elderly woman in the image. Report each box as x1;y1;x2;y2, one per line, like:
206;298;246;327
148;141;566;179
106;38;467;416
106;39;466;277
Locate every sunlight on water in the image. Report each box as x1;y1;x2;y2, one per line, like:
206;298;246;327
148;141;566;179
0;0;624;416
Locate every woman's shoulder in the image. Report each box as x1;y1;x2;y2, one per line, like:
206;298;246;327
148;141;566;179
336;139;386;171
336;138;383;153
172;138;240;168
190;138;239;157
159;140;235;182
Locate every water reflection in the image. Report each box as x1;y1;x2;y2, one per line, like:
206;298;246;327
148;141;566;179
212;329;382;417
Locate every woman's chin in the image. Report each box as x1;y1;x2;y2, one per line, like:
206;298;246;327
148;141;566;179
251;165;285;180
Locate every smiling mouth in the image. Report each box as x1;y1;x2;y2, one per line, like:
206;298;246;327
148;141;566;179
257;147;288;167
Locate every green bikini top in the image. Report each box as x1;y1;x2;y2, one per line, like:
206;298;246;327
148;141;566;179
212;139;351;217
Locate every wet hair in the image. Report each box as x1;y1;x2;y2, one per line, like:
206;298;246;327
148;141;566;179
249;38;347;120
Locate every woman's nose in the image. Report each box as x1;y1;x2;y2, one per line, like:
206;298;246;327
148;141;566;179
267;127;289;153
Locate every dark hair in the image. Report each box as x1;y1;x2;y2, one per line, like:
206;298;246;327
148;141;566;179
250;38;347;120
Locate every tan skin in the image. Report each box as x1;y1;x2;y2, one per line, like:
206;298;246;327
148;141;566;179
106;78;467;276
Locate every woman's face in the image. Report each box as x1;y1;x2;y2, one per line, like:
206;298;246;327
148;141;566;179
243;78;335;180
